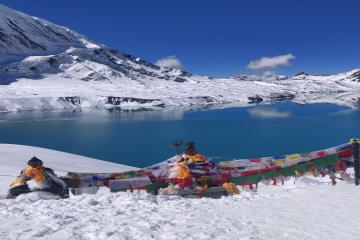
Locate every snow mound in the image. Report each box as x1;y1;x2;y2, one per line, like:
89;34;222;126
296;176;324;185
0;144;138;196
14;191;62;201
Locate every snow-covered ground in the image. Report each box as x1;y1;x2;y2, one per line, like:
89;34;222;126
0;144;359;240
0;144;137;197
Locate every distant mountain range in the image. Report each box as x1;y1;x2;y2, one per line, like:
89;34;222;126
0;4;359;112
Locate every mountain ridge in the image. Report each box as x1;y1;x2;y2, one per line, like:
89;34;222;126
0;3;359;112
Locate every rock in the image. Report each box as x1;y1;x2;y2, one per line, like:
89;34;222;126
269;93;295;101
248;95;263;104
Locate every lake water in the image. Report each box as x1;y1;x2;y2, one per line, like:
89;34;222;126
0;103;359;167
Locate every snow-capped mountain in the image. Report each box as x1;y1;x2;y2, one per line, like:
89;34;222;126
0;3;359;112
0;4;88;65
0;4;191;84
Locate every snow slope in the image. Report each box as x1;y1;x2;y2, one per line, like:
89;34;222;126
0;4;92;64
0;144;138;197
0;3;359;112
0;145;359;240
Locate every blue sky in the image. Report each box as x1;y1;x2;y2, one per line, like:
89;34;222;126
1;0;359;77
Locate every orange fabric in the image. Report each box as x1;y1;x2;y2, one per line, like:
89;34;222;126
183;153;207;163
223;182;240;194
24;166;46;183
195;184;208;193
176;178;192;188
9;178;27;188
176;163;190;179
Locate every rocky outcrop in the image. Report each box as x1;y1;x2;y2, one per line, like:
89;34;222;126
248;96;263;104
269;93;295;102
106;97;164;107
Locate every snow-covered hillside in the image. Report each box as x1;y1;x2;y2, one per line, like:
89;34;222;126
0;3;359;112
0;144;359;240
0;4;90;65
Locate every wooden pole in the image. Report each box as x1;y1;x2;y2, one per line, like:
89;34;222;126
172;139;182;156
353;140;360;186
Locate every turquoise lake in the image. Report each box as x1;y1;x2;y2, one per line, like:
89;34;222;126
0;103;359;167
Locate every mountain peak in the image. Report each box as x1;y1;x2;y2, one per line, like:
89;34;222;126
294;71;308;76
0;4;93;64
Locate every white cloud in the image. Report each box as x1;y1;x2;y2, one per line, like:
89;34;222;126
155;55;184;69
248;107;291;118
247;54;295;70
